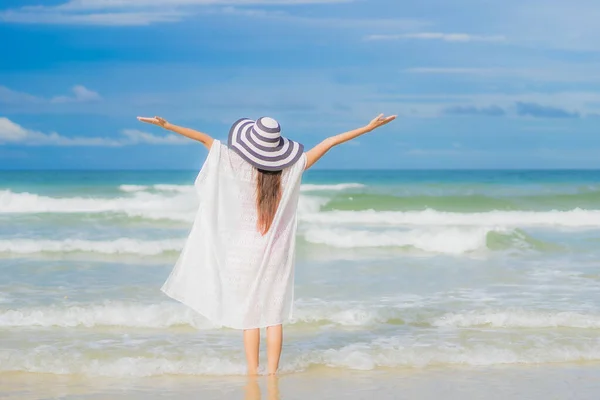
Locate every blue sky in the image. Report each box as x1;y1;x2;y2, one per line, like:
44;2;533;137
1;0;600;169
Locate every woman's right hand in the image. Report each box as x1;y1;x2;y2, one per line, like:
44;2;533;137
366;114;396;132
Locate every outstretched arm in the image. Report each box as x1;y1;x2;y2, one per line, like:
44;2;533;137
137;116;214;150
304;114;396;170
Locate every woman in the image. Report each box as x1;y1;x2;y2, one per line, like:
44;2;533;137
137;113;396;375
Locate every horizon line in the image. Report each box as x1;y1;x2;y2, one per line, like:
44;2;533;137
2;168;600;172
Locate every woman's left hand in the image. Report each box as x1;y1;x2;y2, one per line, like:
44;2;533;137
137;116;168;128
366;114;396;132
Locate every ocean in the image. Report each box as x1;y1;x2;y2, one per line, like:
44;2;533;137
1;169;600;399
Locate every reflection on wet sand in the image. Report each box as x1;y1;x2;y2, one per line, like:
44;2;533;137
244;376;280;400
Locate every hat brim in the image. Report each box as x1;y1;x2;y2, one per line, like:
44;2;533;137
227;118;304;172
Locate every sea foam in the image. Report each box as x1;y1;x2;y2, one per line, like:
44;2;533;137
0;228;514;256
0;189;197;222
300;183;365;192
4;188;600;230
0;238;184;255
433;310;600;329
4;302;599;330
300;208;600;228
302;226;510;254
4;339;600;377
0;302;214;329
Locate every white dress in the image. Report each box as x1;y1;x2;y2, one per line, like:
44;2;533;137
161;140;306;329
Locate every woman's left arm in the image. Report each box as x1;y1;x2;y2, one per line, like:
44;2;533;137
137;116;214;150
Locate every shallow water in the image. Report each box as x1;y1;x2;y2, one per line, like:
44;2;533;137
1;170;600;382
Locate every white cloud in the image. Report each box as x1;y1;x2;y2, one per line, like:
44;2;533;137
376;91;600;118
0;117;187;146
0;117;30;141
121;129;188;144
0;86;42;104
402;65;600;83
51;85;102;103
0;118;121;146
56;0;350;9
366;32;505;42
405;148;467;157
404;67;499;74
0;0;350;26
219;6;286;18
1;85;101;105
0;10;184;25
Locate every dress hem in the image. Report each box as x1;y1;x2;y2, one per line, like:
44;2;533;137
160;286;290;330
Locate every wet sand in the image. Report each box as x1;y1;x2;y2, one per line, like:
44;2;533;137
2;364;600;400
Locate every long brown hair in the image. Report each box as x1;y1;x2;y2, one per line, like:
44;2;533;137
256;168;282;235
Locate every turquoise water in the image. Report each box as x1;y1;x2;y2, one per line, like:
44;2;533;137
1;169;600;376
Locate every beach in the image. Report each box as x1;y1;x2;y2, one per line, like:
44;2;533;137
2;366;600;399
2;169;600;399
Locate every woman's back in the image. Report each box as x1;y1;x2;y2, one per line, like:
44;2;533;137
162;141;306;329
212;142;300;245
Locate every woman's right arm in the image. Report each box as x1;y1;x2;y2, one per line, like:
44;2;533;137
304;114;396;170
137;116;214;150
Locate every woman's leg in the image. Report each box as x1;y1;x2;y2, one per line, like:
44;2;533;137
243;328;260;375
266;324;283;375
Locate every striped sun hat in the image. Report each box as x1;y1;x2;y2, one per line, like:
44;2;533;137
227;117;304;171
